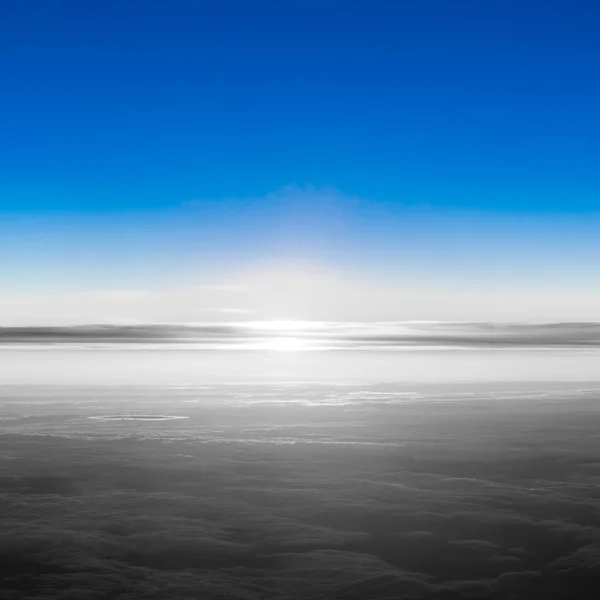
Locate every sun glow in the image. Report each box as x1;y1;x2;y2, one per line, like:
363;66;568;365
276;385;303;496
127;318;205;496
258;336;312;352
243;320;322;332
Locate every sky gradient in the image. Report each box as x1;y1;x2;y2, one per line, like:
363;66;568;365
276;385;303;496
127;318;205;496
2;0;600;322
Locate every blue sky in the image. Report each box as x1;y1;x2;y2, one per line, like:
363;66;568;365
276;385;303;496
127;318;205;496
2;0;600;321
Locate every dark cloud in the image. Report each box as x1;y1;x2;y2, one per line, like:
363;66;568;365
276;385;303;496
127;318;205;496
2;430;600;598
0;324;241;344
339;321;600;348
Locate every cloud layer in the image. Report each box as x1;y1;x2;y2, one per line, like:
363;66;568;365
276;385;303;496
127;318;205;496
2;383;600;598
3;321;600;349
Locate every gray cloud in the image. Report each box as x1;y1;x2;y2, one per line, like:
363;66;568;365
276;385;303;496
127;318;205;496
3;429;600;599
4;381;600;599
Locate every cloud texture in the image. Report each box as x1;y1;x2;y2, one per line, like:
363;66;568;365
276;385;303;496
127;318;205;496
2;384;600;598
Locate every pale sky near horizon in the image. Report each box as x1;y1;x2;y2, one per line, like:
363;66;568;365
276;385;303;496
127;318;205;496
3;259;600;324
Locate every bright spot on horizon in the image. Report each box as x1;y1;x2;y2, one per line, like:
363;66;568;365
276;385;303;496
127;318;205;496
257;337;313;352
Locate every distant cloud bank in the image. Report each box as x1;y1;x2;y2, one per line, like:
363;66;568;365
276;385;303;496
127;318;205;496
2;322;600;349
